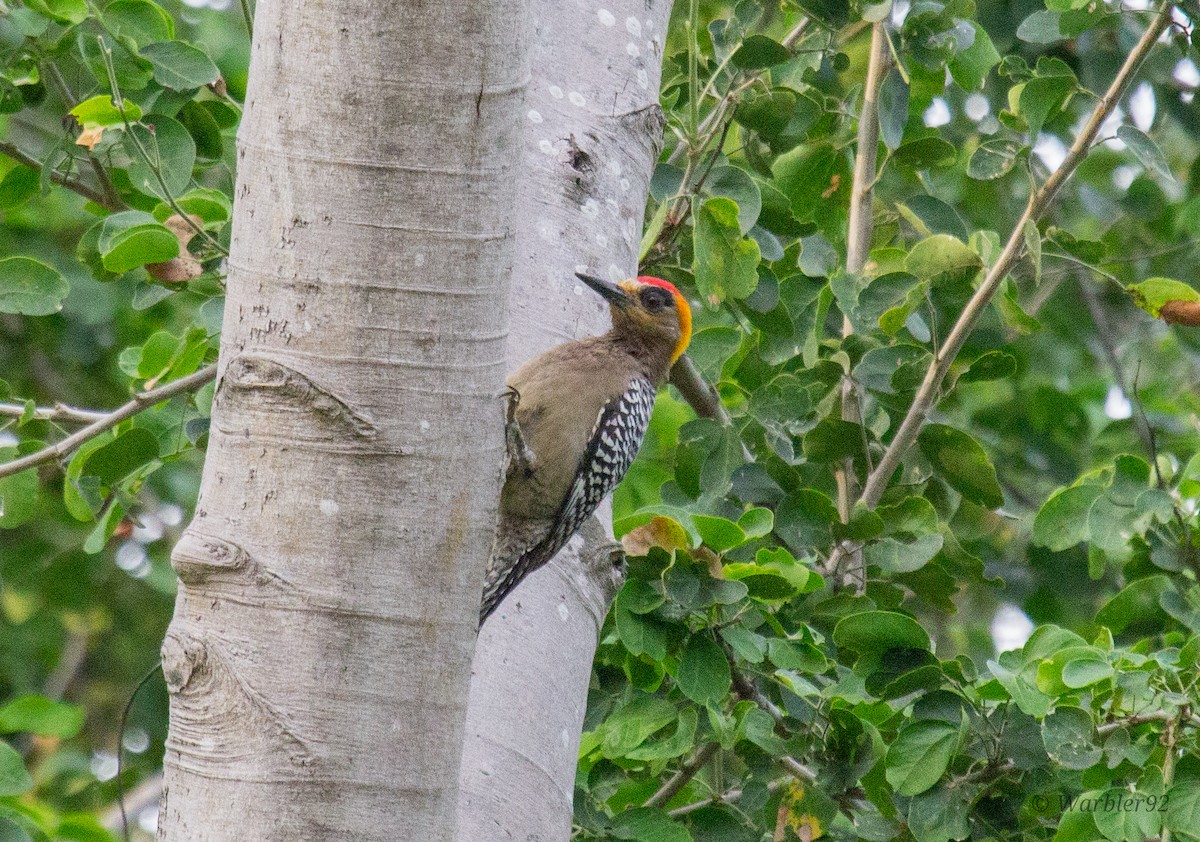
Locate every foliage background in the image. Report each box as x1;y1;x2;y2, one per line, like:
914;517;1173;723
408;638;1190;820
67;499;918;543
1;0;1199;839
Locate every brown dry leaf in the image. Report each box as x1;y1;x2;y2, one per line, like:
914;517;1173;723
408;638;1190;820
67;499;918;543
1159;299;1200;326
75;126;104;150
693;545;723;578
146;213;205;284
620;515;689;557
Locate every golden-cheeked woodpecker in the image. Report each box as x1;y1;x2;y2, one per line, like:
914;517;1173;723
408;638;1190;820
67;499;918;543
479;273;693;626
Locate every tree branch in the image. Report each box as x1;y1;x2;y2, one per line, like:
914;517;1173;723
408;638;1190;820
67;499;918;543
669;354;730;423
835;22;889;589
643;742;720;808
0;365;216;479
0;401;110;424
0;141;118;210
855;1;1173;511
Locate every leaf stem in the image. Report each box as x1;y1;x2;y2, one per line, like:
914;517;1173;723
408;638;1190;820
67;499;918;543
98;38;228;257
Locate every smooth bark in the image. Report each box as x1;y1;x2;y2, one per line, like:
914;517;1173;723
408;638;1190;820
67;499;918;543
458;1;673;839
157;0;529;838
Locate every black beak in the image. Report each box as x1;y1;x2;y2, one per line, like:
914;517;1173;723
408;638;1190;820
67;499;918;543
575;273;631;308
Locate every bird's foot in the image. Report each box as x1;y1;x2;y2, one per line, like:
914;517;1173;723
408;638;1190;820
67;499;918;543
502;386;536;476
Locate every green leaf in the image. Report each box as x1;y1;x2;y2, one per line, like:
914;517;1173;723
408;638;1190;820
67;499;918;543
1033;484;1103;551
885;720;960;796
106;0;175;46
0;166;39;209
1060;654;1114;689
738;507;774;539
961;350;1017;383
1127;278;1200;318
865;534;943;574
676;635;731;705
599;696;678;757
100;220;179;273
908;784;973;842
692;515;746;553
611;807;693;842
734;88;798;138
731;35;791;69
1165;781;1200;837
0;695;84;738
802;417;865;462
893;137;957;170
0;451;37;530
703;166;761;234
968;138;1025;180
1042;706;1101;770
0;257;69;316
1095;575;1172;634
0;742;32;796
878;67;909;151
79;427;160;486
917;424;1003;509
833;610;931;654
1117;125;1174;183
22;0;86;24
949;22;1000;91
693;197;760;307
905;235;981;280
1018;73;1076;139
69;95;142;128
140;40;220;90
125;116;197;199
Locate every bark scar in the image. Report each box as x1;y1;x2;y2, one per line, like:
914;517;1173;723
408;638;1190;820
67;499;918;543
161;631;316;771
213;353;384;449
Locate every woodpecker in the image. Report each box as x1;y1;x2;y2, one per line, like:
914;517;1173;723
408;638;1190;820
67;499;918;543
479;273;693;626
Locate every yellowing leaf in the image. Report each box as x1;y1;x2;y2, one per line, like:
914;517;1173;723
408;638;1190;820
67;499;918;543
620;515;689;557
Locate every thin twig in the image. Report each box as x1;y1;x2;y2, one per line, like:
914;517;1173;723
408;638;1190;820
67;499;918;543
1076;277;1156;455
854;1;1173;512
0;365;216;480
0;401;110;424
0;141;116;209
644;742;720;808
666;17;811;166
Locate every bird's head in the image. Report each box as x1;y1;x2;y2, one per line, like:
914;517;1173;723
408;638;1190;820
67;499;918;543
575;273;692;364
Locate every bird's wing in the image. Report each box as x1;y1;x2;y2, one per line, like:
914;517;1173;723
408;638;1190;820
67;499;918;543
479;376;656;626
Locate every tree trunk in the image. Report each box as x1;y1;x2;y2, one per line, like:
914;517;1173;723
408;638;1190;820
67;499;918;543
157;0;529;838
457;1;673;838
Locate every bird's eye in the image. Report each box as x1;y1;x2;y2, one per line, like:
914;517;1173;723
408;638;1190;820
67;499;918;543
641;287;673;312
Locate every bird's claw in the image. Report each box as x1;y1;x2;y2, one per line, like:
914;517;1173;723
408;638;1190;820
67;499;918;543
502;387;536;476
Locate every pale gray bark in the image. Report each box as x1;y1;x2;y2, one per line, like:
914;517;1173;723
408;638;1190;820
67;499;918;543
157;0;530;838
458;2;673;839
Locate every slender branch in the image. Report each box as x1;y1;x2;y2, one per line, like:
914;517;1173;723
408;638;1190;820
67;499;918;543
855;1;1173;512
835;22;889;589
1076;277;1156;455
0;401;110;424
946;759;1017;789
669;354;730;423
643;742;720;808
666;17;812;166
0;141;116;209
0;365;216;480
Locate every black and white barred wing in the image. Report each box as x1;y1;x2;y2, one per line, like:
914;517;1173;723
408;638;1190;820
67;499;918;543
479;376;657;625
544;375;656;551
